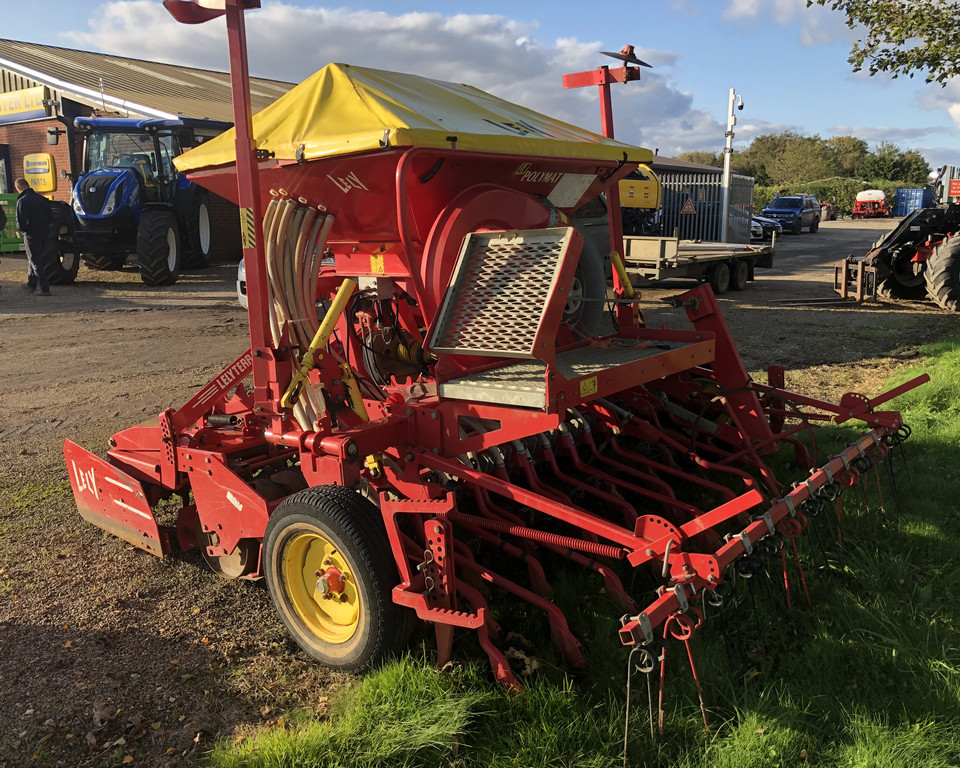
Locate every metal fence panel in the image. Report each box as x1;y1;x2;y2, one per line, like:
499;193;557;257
659;170;754;244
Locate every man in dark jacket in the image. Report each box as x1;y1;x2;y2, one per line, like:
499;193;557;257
15;177;52;296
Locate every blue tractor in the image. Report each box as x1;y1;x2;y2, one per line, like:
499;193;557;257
55;116;231;285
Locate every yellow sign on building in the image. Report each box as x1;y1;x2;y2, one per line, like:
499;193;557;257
0;86;50;124
23;153;57;193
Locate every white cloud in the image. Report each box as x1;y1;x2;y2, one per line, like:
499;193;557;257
917;78;960;132
59;0;951;165
64;0;732;157
721;0;848;48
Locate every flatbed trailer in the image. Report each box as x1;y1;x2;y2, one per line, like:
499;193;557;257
622;234;774;293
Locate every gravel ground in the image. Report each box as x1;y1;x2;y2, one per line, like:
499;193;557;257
0;218;953;767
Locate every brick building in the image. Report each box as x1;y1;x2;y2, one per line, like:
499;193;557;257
0;39;294;260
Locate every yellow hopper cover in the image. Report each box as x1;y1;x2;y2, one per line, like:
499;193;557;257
176;63;651;172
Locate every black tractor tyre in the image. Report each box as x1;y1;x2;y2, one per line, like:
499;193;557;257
924;233;960;311
707;262;731;295
181;190;213;269
263;485;413;671
137;208;181;286
730;260;749;291
563;232;608;336
83;252;127;270
44;204;80;285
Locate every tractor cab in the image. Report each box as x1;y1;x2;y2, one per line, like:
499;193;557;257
61;116;231;284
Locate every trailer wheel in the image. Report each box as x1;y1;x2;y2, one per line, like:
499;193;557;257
730;260;749;291
137;209;181;286
707;262;731;295
564;232;607;335
924;233;960;311
83;253;127;270
181;190;213;269
263;486;410;670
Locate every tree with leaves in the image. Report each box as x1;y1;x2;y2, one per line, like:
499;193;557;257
809;0;960;84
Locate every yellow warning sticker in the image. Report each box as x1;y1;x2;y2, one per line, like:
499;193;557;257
240;207;256;250
579;376;598;398
370;253;385;274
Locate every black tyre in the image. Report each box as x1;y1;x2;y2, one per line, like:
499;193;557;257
137;208;181;286
83;252;127;270
924;233;960;311
707;262;731;295
878;256;927;300
564;232;607;336
44;204;79;285
263;485;411;671
810;217;819;233
792;218;803;234
730;260;749;291
181;190;213;269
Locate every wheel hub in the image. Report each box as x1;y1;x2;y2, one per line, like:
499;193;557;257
284;533;360;643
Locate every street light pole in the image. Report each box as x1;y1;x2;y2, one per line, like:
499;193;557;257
720;87;743;243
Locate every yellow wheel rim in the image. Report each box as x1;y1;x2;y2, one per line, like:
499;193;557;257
283;530;361;645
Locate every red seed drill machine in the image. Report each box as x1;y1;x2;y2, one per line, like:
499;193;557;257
65;0;927;719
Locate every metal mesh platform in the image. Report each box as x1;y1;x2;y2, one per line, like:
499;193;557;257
439;338;709;409
429;228;576;358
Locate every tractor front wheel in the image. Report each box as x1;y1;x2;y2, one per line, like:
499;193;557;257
263;486;411;671
137;209;181;286
43;205;80;285
924;233;960;311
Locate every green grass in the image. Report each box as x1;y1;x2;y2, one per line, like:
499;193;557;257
208;332;960;768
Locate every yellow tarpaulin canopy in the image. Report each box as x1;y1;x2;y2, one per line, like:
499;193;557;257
176;63;652;172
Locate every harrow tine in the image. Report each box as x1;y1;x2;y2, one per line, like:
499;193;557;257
623;641;660;766
737;561;768;656
884;447;900;511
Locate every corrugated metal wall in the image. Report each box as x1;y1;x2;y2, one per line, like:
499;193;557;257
658;171;753;243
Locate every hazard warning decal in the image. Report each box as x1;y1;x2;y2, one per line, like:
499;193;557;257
680;199;697;215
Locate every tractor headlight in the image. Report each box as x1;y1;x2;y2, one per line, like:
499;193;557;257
72;192;83;215
102;189;118;216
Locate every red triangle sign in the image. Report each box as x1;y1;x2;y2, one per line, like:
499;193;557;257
680;198;696;215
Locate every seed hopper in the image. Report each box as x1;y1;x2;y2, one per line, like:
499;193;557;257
67;0;928;715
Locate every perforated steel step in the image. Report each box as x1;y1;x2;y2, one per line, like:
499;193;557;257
429;228;577;358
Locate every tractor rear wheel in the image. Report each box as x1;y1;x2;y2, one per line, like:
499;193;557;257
137;209;181;286
707;262;731;295
263;485;411;671
924;233;960;311
181;190;213;269
83;253;127;270
730;260;749;291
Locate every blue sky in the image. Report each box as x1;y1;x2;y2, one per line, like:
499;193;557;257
4;0;957;169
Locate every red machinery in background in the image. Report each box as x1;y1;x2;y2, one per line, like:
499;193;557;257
66;0;926;703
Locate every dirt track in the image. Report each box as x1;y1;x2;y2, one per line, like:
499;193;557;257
0;219;954;767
